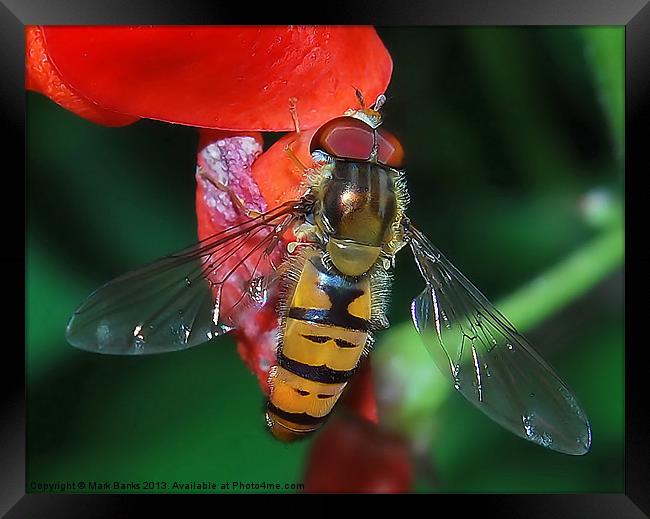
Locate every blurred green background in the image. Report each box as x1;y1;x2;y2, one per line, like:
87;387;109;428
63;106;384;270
26;27;623;493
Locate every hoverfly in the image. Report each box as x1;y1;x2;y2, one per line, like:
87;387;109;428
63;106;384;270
66;94;592;454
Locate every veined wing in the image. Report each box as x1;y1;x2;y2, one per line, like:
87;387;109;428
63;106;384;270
66;201;302;355
405;222;591;455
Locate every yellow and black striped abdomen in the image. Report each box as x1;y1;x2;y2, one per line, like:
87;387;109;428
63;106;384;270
267;250;372;441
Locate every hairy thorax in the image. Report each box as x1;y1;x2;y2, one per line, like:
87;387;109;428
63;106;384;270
314;161;405;276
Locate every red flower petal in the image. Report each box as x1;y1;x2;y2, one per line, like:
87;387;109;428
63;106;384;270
195;129;285;391
234;305;279;393
303;413;413;493
25;26;139;127
341;360;379;424
251;128;317;207
37;26;392;130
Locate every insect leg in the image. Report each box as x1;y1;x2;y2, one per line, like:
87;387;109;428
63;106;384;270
283;97;312;174
197;166;263;219
288;96;301;134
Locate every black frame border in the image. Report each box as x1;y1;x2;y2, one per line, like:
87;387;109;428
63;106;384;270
8;1;648;516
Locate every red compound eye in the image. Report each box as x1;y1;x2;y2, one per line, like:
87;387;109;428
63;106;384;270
310;116;375;161
377;128;404;168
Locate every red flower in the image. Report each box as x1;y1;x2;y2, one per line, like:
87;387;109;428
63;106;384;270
303;412;413;493
26;25;391;130
27;25;411;492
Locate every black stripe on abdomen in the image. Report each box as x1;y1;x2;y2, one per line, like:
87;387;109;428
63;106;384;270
288;307;369;332
301;334;358;349
266;402;326;426
277;352;356;384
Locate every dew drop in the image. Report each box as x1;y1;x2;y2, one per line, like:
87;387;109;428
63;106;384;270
180;324;191;343
248;277;268;306
133;333;146;350
522;413;553;447
96;324;110;350
132;324;147;350
214;323;234;335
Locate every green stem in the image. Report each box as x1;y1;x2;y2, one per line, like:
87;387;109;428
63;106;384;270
499;223;623;331
580;27;624;162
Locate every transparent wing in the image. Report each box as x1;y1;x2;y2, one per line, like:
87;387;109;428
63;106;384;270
405;222;592;455
66;201;302;355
